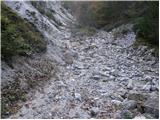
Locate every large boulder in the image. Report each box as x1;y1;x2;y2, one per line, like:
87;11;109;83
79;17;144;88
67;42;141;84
134;114;146;119
90;107;100;117
122;100;137;110
63;50;74;64
127;79;133;90
143;95;159;118
121;110;134;119
127;91;147;102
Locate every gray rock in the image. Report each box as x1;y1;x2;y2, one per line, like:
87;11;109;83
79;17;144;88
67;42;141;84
143;95;159;118
121;110;134;119
74;62;87;69
134;114;146;119
69;109;77;118
114;110;122;119
127;79;133;90
143;113;155;119
109;75;115;81
112;100;122;106
152;79;158;85
99;71;110;77
143;82;151;91
90;107;99;116
56;81;66;87
75;93;82;101
110;93;124;102
122;100;137;110
144;75;152;81
111;100;123;109
63;51;74;64
127;92;147;101
150;85;157;91
90;75;101;80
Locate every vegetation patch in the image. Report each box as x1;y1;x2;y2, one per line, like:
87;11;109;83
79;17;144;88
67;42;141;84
30;1;62;27
1;79;27;118
1;57;55;118
79;27;96;36
71;26;96;37
1;3;56;118
1;3;47;63
134;2;159;46
133;38;159;57
112;24;133;39
64;1;158;49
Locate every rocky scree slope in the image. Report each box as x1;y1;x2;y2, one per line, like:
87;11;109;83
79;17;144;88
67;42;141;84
2;1;74;87
2;1;159;119
2;1;74;118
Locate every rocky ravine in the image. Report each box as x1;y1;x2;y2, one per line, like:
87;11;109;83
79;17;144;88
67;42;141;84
9;26;159;119
3;1;159;119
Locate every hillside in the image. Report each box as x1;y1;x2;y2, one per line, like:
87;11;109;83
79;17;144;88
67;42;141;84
1;1;159;119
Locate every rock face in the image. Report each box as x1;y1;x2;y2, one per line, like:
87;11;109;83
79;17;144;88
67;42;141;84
2;1;159;119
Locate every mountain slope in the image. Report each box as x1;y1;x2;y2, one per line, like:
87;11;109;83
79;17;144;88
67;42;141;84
2;1;159;119
2;1;74;118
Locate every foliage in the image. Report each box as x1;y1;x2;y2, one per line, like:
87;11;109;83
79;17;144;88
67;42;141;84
1;57;54;118
30;1;62;26
63;1;159;47
135;2;159;45
79;26;96;36
1;3;46;62
63;2;147;28
1;79;27;118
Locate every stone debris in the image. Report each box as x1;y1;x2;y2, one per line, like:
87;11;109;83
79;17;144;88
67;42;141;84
8;25;158;119
3;1;159;119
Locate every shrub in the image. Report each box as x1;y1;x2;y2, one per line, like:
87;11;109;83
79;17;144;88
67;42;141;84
135;2;159;45
1;3;47;62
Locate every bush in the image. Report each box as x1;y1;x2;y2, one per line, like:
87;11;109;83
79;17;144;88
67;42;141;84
135;2;159;45
1;3;47;62
1;79;27;118
64;1;158;48
64;2;147;28
79;26;96;36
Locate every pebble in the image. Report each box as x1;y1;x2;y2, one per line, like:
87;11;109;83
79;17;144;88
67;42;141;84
75;93;82;101
111;100;122;106
91;75;101;80
143;82;151;91
127;79;133;90
90;107;99;116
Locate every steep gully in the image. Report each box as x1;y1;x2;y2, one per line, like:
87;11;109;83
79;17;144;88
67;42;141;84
4;1;159;119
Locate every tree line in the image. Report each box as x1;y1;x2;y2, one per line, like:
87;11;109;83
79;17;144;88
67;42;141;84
63;1;159;45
